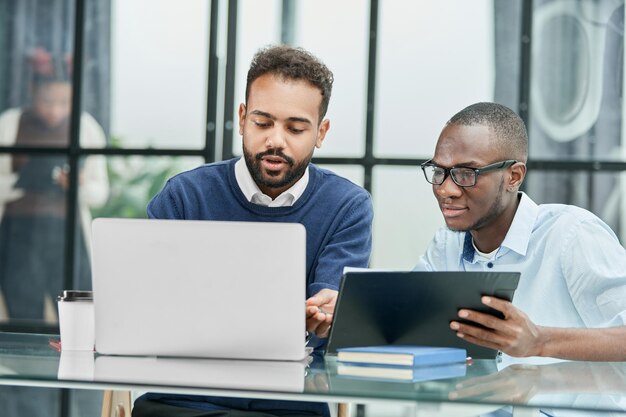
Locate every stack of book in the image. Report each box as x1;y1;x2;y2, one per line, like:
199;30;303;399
336;345;467;382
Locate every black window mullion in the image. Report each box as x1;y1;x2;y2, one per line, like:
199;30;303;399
516;0;533;193
517;0;533;136
64;0;86;293
363;0;379;193
204;0;220;164
60;0;88;415
221;0;238;161
281;0;296;45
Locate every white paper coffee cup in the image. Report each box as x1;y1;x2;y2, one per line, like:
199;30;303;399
57;290;95;351
57;350;95;380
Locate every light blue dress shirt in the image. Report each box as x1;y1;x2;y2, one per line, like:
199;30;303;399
414;192;626;365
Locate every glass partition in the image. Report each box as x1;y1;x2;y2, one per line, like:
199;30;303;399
107;0;210;149
525;1;625;241
374;0;495;159
292;0;369;158
89;155;204;219
371;165;442;269
528;1;624;162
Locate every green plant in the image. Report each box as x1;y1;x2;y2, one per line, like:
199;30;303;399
91;137;185;218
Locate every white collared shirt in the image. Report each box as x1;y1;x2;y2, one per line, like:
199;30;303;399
234;156;309;207
414;192;626;366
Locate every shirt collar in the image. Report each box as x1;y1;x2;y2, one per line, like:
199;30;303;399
500;192;538;256
461;192;539;262
234;156;309;207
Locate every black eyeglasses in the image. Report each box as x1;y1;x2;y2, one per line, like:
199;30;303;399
421;159;518;187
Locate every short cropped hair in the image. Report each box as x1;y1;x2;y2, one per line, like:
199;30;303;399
448;102;529;163
245;45;334;123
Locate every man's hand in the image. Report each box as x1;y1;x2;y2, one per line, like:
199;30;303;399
449;296;544;357
306;289;338;338
53;166;85;190
450;361;626;402
449;364;542;402
53;166;70;190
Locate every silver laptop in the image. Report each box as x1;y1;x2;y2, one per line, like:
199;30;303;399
93;355;307;392
91;218;307;361
56;350;307;393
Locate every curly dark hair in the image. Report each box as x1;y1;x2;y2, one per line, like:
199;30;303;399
447;102;529;163
245;45;334;123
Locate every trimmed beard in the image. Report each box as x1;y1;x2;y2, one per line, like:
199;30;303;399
449;177;506;232
243;146;313;190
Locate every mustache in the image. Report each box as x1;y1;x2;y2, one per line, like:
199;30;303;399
255;150;294;166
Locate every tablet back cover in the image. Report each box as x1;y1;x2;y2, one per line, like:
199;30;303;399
326;271;520;359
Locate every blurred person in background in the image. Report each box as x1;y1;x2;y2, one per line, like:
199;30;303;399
0;47;109;323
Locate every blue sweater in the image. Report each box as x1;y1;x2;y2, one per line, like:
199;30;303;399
147;158;373;296
142;158;373;417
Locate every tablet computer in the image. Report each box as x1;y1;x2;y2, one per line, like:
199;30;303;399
326;271;521;359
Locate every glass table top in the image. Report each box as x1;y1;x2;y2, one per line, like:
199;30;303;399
0;332;625;415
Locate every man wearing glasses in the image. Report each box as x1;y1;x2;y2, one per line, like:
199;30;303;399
414;102;626;363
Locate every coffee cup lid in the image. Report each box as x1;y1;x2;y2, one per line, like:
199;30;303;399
58;290;93;302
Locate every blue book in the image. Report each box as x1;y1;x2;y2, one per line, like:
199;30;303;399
336;345;467;367
336;361;467;382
